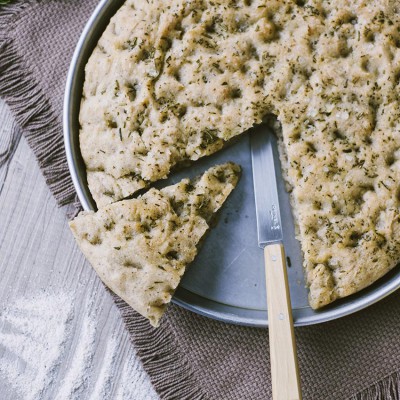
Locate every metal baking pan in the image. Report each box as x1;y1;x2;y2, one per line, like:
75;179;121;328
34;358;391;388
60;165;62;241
64;0;400;327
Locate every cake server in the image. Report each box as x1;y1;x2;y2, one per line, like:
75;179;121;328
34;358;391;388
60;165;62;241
250;124;302;400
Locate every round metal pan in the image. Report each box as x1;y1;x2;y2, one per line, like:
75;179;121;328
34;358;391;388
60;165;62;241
64;0;400;327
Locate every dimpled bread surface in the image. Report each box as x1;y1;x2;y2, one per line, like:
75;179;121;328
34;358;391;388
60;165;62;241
80;0;400;308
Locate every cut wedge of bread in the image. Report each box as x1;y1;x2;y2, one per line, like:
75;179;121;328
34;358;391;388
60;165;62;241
69;163;240;326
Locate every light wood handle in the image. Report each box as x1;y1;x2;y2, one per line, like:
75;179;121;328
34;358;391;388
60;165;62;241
265;243;302;400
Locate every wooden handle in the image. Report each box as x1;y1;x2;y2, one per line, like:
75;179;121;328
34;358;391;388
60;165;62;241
265;243;302;400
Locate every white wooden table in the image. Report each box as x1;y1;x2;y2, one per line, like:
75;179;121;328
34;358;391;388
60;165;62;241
0;99;158;400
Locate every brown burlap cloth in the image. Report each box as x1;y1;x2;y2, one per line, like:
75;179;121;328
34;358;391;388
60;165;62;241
1;1;400;399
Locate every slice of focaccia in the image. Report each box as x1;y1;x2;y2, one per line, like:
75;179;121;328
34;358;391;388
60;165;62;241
69;163;240;326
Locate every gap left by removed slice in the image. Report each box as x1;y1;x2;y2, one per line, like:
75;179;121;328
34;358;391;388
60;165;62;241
69;162;241;326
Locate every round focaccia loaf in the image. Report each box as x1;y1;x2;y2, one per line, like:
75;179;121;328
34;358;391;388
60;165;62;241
80;0;400;308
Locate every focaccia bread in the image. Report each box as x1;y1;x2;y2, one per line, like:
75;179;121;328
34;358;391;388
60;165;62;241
80;0;400;308
69;163;240;326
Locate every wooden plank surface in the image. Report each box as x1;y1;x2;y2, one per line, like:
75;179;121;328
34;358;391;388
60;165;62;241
0;99;158;400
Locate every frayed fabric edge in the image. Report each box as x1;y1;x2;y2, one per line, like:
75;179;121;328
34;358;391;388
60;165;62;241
350;370;400;400
0;3;77;208
112;294;209;400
